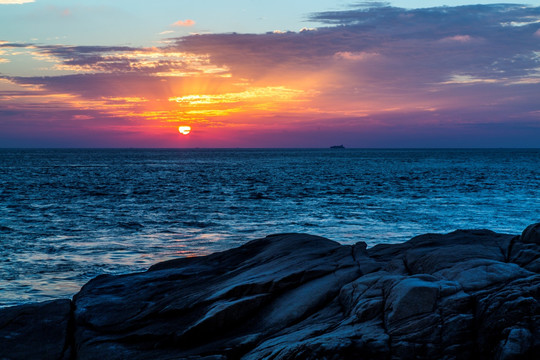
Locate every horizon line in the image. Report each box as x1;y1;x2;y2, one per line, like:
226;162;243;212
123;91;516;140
2;147;540;150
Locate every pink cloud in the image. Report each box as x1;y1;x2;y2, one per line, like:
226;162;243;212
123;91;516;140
334;51;378;61
535;29;540;37
172;19;195;27
439;35;473;43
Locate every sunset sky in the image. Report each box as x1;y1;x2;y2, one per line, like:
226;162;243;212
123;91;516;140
1;1;539;147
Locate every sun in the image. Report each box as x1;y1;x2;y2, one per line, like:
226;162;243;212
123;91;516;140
178;125;191;135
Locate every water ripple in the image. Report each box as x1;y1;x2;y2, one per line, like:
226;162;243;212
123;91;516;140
1;148;540;306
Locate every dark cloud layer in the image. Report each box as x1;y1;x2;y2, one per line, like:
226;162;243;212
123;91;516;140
176;4;540;81
6;4;539;82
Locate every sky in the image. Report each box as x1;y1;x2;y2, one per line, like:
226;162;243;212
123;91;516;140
1;1;539;148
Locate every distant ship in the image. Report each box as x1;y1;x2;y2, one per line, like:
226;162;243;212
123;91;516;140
330;145;345;149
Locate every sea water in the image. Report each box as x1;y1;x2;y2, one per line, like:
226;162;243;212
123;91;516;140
1;148;539;306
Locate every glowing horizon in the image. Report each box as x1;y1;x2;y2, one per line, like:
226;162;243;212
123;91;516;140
1;1;539;147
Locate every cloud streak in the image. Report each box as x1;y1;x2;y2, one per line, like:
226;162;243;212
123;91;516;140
0;0;35;4
172;19;195;27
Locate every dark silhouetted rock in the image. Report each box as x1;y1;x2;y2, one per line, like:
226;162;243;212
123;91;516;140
0;299;72;360
1;225;540;359
521;223;540;244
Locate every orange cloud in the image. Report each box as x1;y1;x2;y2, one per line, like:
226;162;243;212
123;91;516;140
172;19;195;27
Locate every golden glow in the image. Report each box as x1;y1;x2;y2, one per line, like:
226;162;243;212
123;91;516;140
168;86;304;105
178;125;191;135
3;43;328;133
2;42;432;142
103;96;148;103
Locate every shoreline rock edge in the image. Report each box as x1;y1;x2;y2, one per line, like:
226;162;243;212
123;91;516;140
1;224;539;359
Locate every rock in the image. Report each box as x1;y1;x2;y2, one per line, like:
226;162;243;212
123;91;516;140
509;224;540;272
72;233;359;359
521;223;540;244
0;299;72;360
2;224;540;359
496;327;533;360
384;276;439;325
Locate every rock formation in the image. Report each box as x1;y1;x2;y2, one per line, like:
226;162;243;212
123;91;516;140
1;224;540;359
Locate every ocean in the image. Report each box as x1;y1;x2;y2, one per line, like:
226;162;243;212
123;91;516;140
1;148;539;307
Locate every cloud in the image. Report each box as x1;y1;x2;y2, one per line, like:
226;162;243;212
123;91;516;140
172;19;195;27
439;74;500;85
175;4;540;85
15;44;230;76
0;0;34;4
0;42;34;48
535;29;540;37
439;35;474;43
2;3;540;147
334;51;379;61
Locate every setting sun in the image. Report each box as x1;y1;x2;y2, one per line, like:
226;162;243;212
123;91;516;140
178;125;191;135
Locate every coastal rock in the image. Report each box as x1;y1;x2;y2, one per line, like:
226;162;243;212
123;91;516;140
0;299;72;360
521;223;540;244
1;225;540;359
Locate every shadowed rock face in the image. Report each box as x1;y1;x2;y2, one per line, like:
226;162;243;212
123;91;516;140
0;299;73;360
1;226;540;360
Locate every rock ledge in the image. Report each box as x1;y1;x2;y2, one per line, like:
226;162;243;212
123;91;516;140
2;224;540;359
